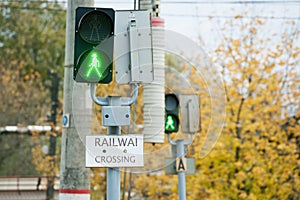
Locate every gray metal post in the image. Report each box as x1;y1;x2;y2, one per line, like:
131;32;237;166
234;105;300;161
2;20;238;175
167;134;193;200
107;126;121;200
106;97;122;200
176;140;186;200
91;86;139;200
47;71;59;200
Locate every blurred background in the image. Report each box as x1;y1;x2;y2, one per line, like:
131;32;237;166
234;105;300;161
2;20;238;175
0;0;299;200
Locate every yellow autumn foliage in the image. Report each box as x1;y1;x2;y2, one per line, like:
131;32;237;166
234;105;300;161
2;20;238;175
88;13;300;200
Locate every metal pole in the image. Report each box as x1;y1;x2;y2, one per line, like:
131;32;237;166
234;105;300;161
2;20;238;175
176;140;186;200
107;126;121;200
127;169;132;200
106;97;121;200
47;71;59;200
91;85;138;200
121;168;127;200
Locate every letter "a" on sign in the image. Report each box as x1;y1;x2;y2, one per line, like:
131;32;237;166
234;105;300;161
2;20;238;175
176;157;187;172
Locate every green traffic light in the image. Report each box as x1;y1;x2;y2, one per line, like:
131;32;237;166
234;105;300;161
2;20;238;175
165;115;176;131
75;48;112;83
86;51;102;79
165;93;179;133
74;7;114;83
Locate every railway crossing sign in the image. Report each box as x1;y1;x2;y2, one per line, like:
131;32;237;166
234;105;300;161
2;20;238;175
86;135;144;168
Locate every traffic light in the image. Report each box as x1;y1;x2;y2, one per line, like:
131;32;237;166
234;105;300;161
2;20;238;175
74;7;115;83
165;93;179;133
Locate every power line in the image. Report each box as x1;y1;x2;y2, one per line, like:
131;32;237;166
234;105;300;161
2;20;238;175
0;5;65;11
1;1;299;18
1;5;299;20
160;0;300;4
162;13;300;20
4;0;300;4
0;0;67;3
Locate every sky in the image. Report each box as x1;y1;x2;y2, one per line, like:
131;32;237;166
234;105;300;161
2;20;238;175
94;0;300;50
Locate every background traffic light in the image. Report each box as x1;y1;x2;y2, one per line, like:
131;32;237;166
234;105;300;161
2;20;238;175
74;7;115;83
165;93;179;133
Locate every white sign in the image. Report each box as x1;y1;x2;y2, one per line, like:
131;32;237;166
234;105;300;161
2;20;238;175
86;135;144;168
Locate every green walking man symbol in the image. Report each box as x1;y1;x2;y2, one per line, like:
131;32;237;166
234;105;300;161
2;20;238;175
165;115;175;130
86;52;102;78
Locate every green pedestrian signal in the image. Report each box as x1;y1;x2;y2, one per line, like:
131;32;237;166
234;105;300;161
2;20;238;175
166;115;176;131
86;52;102;78
74;7;114;83
76;49;111;83
165;94;179;133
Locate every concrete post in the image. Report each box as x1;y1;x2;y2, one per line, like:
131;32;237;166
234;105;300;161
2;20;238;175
59;0;94;200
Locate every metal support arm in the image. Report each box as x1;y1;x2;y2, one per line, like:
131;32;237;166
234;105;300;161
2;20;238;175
167;134;193;147
121;84;139;106
90;83;139;106
90;83;109;106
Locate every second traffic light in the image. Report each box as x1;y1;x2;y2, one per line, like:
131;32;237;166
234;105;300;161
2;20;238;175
74;7;114;83
165;94;179;133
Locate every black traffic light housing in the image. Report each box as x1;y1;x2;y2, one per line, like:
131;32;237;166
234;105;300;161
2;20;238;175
74;7;115;83
165;93;179;133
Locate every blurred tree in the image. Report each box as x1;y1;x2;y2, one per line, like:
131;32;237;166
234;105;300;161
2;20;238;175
188;14;300;199
0;1;65;176
0;1;65;125
125;12;300;200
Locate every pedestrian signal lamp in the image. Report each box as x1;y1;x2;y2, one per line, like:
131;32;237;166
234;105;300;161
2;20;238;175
165;94;179;133
74;7;115;83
